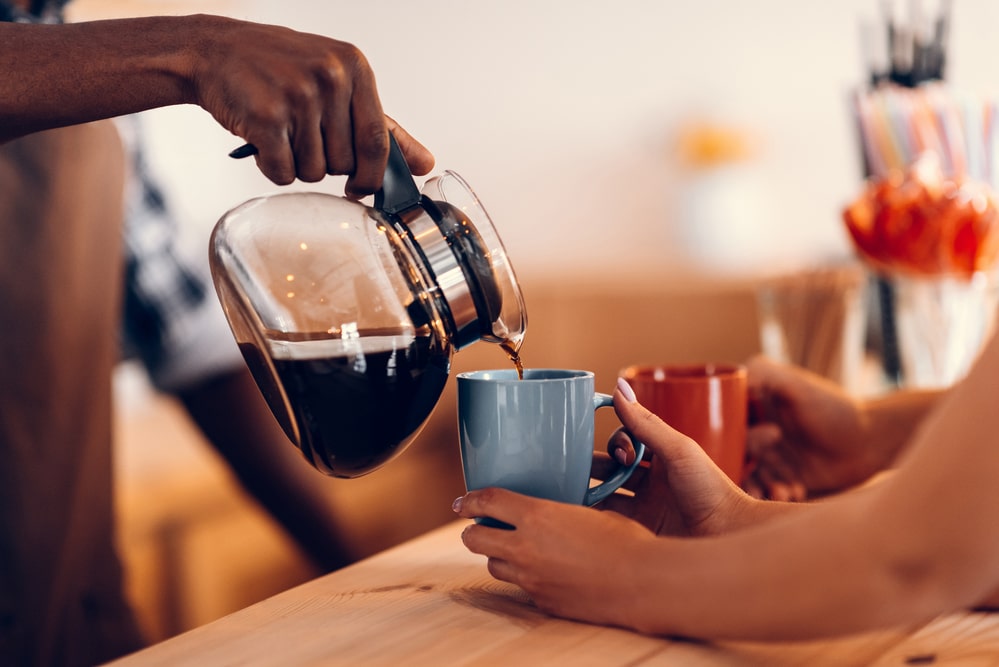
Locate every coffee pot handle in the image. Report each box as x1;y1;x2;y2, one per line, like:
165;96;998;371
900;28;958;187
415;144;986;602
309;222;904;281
374;131;423;216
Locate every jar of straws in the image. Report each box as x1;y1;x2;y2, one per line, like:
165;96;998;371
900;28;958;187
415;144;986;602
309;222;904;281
848;1;999;389
843;154;999;388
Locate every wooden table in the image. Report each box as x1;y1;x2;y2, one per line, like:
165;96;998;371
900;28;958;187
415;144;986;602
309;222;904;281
108;520;999;666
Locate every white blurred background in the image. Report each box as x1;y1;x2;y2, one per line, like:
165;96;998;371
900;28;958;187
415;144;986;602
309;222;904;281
70;0;999;282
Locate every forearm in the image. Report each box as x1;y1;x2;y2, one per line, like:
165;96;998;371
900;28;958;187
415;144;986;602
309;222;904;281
633;482;969;640
0;16;214;141
718;493;806;533
860;387;944;470
632;500;906;639
1;14;420;187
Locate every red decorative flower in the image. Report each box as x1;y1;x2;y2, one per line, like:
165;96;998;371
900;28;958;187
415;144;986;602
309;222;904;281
843;155;999;278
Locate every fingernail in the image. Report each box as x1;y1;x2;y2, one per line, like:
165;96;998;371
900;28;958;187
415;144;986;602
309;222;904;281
451;496;463;513
617;377;637;403
613;446;630;465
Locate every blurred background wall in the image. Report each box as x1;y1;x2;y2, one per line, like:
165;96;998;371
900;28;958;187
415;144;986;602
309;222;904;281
69;0;999;284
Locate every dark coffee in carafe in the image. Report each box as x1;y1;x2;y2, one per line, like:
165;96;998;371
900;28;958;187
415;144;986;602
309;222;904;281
239;332;450;478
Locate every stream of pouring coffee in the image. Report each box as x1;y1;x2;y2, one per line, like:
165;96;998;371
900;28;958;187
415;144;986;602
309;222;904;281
500;339;524;380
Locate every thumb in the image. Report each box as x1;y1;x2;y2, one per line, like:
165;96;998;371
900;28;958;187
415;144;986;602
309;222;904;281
385;116;435;175
614;378;714;469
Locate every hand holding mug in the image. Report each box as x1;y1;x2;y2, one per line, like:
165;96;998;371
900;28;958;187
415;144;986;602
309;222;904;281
594;377;753;538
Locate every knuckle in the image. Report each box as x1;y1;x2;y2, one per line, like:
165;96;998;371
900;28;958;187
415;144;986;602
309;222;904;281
354;122;389;160
635;407;665;432
517;570;544;596
262;166;295;186
244;106;288;138
470;487;512;519
297;165;325;183
486;558;504;579
328;154;355;176
286;76;322;108
293;143;327;182
316;44;362;88
332;42;370;77
476;486;503;507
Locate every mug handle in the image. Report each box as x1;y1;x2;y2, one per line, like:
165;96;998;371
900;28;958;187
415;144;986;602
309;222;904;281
583;393;646;506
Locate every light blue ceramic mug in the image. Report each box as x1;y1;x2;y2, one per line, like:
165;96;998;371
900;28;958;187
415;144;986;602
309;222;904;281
457;369;645;527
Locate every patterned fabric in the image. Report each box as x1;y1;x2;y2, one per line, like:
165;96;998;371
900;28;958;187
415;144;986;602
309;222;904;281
115;116;242;391
0;0;67;23
3;0;243;390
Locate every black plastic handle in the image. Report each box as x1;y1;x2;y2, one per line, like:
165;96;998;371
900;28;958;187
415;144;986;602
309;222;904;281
374;132;422;216
228;143;258;159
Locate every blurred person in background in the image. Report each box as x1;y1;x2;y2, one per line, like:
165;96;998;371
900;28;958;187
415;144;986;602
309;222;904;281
0;1;433;664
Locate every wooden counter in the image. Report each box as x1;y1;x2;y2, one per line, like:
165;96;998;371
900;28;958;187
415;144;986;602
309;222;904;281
107;520;999;666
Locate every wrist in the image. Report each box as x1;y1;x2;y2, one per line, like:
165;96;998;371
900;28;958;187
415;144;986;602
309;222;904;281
860;389;943;472
708;489;797;535
162;14;229;106
80;15;202;109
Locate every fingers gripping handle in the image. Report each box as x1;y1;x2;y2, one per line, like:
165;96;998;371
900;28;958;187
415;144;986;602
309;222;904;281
584;393;646;506
228;132;422;218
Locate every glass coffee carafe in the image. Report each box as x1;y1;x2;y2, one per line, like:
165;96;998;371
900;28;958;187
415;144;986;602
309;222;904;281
209;134;526;478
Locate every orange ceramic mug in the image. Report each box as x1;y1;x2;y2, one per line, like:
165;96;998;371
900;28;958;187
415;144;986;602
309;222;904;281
620;363;748;483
